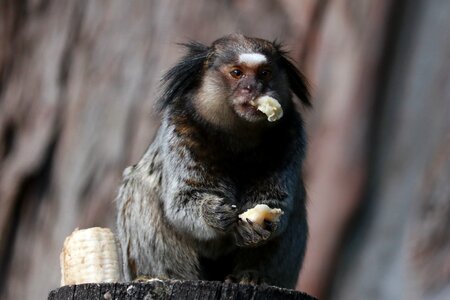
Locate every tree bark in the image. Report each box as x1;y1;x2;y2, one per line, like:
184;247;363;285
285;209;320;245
0;1;306;299
48;281;316;300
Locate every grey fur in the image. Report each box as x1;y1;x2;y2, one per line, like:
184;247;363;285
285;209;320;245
116;34;309;289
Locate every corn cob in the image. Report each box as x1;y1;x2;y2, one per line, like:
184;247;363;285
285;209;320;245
60;227;120;286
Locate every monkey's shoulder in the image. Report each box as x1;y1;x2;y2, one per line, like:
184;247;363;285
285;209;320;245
120;140;164;191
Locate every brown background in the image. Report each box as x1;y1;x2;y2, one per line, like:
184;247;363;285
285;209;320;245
1;0;449;299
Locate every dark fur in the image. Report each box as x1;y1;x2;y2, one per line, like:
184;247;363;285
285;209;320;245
116;34;310;288
158;41;210;111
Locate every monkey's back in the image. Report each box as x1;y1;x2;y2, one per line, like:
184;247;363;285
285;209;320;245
116;128;200;281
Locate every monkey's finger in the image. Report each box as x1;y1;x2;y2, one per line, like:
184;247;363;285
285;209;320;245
235;221;253;245
217;214;237;231
235;220;269;246
225;274;238;283
202;199;238;232
215;203;237;214
228;270;265;286
240;272;263;285
243;218;270;238
250;222;271;240
235;221;261;246
263;219;278;232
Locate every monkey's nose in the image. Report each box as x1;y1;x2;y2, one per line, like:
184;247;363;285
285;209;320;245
242;84;255;93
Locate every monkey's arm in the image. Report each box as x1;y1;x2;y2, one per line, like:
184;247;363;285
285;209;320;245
164;182;238;241
161;127;238;241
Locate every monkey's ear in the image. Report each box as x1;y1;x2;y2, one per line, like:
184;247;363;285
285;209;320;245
275;44;311;107
158;41;210;110
280;55;311;107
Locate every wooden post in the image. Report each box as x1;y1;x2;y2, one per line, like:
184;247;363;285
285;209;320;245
48;280;316;300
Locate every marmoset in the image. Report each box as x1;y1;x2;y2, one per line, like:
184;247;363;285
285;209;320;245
116;34;310;289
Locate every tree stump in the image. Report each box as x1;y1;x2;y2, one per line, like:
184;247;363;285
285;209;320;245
48;280;316;300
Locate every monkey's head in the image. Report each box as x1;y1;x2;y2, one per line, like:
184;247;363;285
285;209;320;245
160;34;310;130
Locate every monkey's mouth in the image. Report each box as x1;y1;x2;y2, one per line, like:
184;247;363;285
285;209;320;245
241;102;258;111
233;101;266;121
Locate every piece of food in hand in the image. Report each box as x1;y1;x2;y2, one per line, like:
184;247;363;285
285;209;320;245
239;204;284;225
60;227;120;286
252;96;283;122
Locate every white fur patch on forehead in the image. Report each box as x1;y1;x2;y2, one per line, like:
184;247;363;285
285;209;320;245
238;53;267;66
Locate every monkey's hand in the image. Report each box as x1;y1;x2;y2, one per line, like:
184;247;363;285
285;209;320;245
233;217;279;247
201;195;238;233
225;270;267;285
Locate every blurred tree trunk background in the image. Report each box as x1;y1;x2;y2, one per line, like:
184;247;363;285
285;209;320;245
0;0;448;299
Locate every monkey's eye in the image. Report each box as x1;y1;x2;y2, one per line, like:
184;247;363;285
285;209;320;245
230;68;244;79
259;69;272;80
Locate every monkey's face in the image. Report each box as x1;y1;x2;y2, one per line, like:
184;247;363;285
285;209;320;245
217;53;277;122
195;35;291;128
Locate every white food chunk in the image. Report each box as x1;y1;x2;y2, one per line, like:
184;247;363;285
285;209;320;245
60;227;120;286
239;204;284;225
254;96;283;122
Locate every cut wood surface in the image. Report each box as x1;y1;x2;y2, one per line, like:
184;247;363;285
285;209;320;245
48;281;316;300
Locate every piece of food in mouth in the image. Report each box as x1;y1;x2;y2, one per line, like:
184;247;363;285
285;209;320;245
60;227;120;286
251;96;284;122
239;204;284;225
